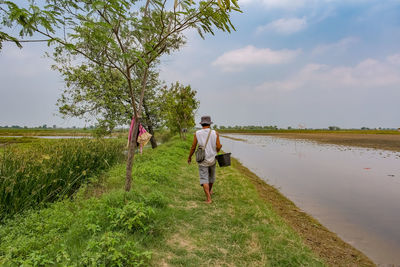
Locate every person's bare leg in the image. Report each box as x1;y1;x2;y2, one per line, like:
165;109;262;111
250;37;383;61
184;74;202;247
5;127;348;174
209;183;213;195
202;183;212;203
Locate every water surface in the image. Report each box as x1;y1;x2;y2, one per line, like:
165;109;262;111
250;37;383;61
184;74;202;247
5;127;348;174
221;134;400;265
4;136;112;139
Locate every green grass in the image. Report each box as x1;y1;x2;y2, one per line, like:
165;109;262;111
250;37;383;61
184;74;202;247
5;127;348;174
0;137;324;266
0;138;125;220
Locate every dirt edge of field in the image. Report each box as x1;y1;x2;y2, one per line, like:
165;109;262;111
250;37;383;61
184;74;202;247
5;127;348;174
232;158;375;267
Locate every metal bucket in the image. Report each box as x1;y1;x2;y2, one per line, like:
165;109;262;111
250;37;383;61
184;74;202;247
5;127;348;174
215;153;231;167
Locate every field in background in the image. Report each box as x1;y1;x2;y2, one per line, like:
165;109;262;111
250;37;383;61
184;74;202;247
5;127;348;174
0;128;95;136
220;129;400;152
219;129;400;135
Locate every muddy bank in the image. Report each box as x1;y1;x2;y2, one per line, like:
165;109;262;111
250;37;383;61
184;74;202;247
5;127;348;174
225;132;400;152
232;158;375;266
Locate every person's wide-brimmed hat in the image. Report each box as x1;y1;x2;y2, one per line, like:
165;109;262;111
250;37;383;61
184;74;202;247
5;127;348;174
200;116;213;125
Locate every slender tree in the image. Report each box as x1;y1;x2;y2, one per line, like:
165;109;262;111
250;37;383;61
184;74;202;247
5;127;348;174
1;0;241;191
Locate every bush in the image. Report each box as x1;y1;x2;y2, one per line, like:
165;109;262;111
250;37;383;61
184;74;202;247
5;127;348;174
0;191;153;266
81;232;151;266
109;202;155;233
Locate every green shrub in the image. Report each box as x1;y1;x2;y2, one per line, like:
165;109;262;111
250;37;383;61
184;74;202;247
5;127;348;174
109;202;155;233
145;191;169;208
81;232;151;267
0;191;153;266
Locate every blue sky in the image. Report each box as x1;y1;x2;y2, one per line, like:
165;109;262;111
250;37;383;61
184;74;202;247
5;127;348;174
1;0;400;128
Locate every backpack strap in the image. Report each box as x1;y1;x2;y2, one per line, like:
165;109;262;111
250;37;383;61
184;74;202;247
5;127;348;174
204;129;212;148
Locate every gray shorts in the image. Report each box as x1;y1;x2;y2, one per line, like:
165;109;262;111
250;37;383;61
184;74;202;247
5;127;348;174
198;164;216;185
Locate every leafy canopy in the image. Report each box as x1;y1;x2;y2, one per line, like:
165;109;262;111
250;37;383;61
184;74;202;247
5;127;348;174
161;82;199;137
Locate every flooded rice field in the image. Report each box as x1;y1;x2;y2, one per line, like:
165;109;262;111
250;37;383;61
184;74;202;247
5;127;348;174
221;134;400;265
4;136;113;139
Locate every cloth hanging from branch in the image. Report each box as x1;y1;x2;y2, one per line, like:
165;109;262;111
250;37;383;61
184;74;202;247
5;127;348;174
128;117;152;147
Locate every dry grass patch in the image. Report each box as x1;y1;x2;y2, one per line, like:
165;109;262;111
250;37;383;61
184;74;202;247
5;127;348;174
168;233;197;251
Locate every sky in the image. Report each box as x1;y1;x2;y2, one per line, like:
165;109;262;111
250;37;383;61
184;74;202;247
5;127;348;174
1;0;400;129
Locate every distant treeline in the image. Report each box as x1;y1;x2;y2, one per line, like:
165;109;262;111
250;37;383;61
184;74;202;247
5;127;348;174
218;125;279;130
0;125;95;130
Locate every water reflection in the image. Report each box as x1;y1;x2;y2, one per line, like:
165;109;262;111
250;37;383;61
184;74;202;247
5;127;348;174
221;134;400;265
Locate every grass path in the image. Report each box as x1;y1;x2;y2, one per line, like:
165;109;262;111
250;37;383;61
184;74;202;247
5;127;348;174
95;138;326;266
140;140;325;266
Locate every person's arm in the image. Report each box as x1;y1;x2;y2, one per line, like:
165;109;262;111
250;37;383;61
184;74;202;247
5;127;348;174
216;131;222;152
188;134;198;164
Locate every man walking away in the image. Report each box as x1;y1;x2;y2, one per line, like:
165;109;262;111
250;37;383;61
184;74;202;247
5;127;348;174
188;116;222;203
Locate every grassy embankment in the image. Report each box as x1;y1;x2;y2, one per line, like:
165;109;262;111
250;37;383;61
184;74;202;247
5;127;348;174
220;129;400;152
0;137;374;266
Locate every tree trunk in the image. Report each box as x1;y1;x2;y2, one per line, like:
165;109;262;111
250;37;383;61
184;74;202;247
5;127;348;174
181;128;186;140
125;118;139;192
142;99;157;148
147;124;157;148
125;65;149;192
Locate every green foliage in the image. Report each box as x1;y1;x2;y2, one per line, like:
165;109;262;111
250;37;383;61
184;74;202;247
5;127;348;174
0;191;155;266
0;0;60;49
108;202;154;233
0;138;125;219
161;82;199;138
56;62;165;136
81;232;151;266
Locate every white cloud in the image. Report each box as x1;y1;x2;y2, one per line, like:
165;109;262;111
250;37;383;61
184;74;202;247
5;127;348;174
240;0;308;9
386;54;400;65
257;17;307;35
255;56;400;93
241;0;370;10
312;37;359;55
212;45;301;72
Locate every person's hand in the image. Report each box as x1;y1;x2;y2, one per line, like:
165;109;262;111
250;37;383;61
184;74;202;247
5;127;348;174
187;157;192;164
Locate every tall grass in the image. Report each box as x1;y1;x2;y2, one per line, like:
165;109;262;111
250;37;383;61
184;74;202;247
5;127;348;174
0;138;125;220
